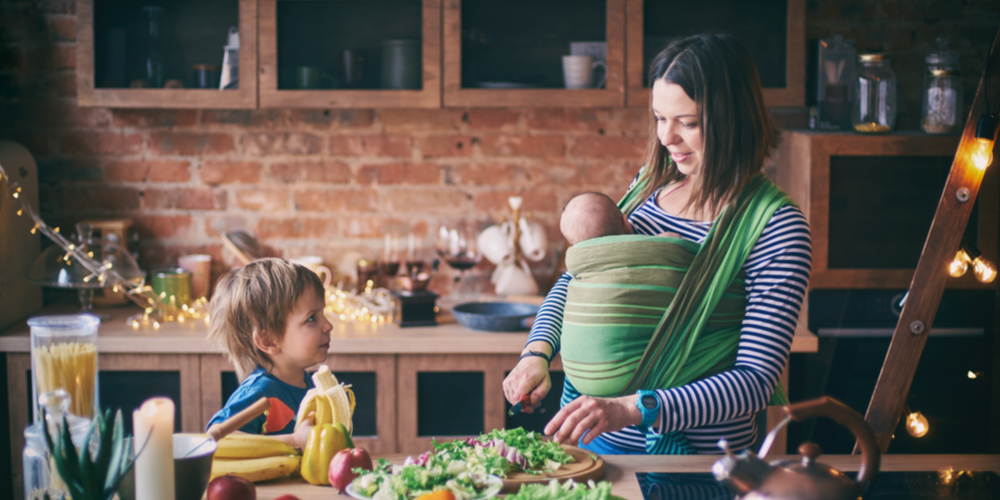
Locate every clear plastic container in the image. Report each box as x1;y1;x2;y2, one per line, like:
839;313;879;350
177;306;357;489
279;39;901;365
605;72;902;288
851;54;897;134
921;37;962;134
29;314;100;421
23;390;94;500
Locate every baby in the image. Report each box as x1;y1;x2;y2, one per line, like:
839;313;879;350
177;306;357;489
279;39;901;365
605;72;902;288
560;192;634;245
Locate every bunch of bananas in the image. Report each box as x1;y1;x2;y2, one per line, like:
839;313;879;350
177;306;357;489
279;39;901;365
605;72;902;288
297;364;356;433
211;434;302;483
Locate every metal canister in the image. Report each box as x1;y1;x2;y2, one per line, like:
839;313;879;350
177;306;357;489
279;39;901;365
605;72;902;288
151;268;192;306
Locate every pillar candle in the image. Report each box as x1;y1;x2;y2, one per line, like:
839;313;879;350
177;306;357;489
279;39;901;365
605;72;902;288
133;397;175;500
408;233;416;260
385;234;392;261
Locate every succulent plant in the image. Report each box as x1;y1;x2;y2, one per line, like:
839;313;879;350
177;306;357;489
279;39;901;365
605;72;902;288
42;408;137;500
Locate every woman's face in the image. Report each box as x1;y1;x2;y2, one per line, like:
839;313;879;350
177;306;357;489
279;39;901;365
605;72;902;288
652;79;704;179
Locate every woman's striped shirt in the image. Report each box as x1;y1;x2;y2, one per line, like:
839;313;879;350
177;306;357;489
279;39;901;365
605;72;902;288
528;188;812;453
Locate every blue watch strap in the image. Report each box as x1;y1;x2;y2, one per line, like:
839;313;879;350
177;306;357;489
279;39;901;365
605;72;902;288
635;389;660;427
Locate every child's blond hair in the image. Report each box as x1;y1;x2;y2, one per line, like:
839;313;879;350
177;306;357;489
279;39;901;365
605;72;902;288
208;258;326;380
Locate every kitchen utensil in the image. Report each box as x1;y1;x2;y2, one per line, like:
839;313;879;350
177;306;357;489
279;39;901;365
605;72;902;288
290;255;332;288
501;444;605;493
713;396;880;500
290;66;338;89
341;49;367;88
178;254;211;299
182;397;271;458
0;141;42;331
508;395;530;416
151;268;192;306
562;55;606;89
452;302;539;332
381;39;421;89
191;64;220;89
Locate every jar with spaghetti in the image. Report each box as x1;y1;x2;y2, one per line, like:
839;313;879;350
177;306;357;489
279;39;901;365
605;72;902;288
28;314;100;420
23;390;94;500
851;53;897;134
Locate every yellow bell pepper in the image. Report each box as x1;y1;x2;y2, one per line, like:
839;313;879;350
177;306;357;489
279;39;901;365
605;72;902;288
301;422;353;486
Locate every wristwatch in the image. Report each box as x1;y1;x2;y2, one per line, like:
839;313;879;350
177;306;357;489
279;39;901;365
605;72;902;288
635;390;661;428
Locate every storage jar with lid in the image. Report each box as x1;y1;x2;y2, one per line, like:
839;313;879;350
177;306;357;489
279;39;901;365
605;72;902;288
921;36;963;134
851;53;897;134
29;314;100;421
23;390;95;500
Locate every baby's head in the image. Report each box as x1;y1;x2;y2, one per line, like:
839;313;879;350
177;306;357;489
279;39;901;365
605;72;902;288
208;258;326;380
560;192;630;245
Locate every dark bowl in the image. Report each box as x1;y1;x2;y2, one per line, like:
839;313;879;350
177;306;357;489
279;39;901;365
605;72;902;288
118;434;216;500
452;302;540;332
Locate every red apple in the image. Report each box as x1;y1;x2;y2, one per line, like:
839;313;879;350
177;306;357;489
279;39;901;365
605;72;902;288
274;496;301;500
207;475;256;500
328;447;374;493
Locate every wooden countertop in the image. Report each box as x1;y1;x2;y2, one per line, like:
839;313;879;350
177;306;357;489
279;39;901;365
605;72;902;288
0;301;819;354
253;454;1000;500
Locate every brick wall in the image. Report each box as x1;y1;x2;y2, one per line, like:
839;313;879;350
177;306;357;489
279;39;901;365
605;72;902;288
0;0;998;289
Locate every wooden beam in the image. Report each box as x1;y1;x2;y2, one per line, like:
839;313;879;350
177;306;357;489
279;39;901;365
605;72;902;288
860;23;1000;454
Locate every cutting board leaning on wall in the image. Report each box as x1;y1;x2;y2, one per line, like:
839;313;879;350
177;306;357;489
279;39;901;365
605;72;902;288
0;140;42;330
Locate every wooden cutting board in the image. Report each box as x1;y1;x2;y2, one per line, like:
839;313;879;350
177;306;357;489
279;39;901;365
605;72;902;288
500;445;606;493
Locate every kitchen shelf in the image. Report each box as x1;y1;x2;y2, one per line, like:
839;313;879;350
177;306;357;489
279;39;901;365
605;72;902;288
625;0;805;108
442;0;625;108
258;0;441;108
76;0;259;108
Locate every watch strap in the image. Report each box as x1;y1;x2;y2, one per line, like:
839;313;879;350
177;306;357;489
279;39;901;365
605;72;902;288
519;350;551;366
635;389;660;427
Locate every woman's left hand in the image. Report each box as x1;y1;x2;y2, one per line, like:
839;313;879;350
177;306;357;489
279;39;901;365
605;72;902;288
544;394;643;445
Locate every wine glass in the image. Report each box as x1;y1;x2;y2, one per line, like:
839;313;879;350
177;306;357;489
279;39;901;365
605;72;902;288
437;223;482;301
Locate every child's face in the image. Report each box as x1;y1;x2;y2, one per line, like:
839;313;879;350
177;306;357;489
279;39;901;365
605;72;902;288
274;286;332;371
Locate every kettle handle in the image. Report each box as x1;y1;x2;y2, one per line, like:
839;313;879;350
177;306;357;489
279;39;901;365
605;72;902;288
784;396;880;490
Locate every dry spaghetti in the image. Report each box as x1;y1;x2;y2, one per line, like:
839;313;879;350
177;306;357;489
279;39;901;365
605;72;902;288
33;342;97;417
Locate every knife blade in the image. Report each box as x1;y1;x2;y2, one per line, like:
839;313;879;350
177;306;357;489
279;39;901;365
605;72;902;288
508;395;531;416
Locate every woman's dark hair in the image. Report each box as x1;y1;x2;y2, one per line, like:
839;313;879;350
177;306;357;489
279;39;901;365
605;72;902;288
636;34;779;215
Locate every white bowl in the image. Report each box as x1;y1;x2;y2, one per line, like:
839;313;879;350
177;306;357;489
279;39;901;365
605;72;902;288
346;474;504;500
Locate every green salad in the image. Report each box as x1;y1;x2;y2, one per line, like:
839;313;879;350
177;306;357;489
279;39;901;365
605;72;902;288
507;480;613;500
434;428;575;477
352;456;501;500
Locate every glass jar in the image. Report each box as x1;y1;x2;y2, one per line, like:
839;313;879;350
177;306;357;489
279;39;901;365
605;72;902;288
24;390;94;500
29;314;100;420
921;37;962;134
851;54;897;134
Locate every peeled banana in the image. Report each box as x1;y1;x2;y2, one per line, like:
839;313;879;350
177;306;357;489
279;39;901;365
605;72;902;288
210;455;301;483
296;364;356;433
214;434;300;459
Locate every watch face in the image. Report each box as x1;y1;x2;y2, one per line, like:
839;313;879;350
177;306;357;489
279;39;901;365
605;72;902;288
641;395;658;409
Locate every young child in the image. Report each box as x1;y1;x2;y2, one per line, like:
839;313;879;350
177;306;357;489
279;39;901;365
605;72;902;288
560;192;634;245
206;258;331;447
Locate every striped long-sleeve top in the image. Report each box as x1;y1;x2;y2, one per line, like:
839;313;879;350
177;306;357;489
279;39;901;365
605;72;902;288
528;187;812;453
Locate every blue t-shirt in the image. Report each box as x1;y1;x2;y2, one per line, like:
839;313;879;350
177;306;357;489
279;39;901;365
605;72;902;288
207;367;313;435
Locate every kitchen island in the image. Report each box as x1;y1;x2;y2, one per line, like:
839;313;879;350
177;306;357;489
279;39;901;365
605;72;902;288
254;454;1000;500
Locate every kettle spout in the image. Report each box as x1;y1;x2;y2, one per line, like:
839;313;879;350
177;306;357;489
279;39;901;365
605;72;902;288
712;439;772;496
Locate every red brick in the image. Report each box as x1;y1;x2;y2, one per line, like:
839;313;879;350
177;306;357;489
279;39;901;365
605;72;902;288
60;131;143;155
38;159;101;183
105;160;191;183
44;73;77;98
380;109;464;132
39;0;76;14
613;108;654;135
270;161;351;184
532;162;635;188
113;110;198;128
356;162;440;184
294;188;376;212
235;188;289;211
142;188;226;210
241;132;322;155
479;135;565;158
19;100;111;127
133;214;193;238
53;43;75;69
201;110;290;128
329;135;413;157
6;131;54;155
48;16;75;41
288;109;376;129
466;109;520;129
568;135;647;159
150;132;233;155
443;163;532;186
205;215;250;237
57;186;141;210
418;135;474;159
380;187;472;213
256;217;338;239
525;109;614;132
201;161;262;184
474;188;558;214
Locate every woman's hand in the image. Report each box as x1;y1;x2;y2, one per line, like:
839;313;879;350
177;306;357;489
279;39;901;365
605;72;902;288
544;395;643;445
503;356;551;414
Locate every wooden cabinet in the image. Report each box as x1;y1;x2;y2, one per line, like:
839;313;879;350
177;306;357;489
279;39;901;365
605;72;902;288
76;0;259;108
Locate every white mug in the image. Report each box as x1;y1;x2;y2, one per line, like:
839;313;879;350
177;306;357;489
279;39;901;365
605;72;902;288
289;255;332;288
562;55;606;89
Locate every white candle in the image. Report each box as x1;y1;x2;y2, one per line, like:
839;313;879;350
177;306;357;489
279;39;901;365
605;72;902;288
133;397;175;500
408;233;416;260
449;229;461;256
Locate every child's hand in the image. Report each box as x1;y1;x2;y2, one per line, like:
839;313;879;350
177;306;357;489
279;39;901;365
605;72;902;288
293;411;316;448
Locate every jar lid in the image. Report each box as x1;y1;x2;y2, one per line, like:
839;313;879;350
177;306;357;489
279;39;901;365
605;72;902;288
858;53;887;62
154;267;190;278
929;69;958;76
357;259;376;267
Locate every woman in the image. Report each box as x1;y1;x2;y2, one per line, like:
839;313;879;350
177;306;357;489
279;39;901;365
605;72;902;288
502;34;811;454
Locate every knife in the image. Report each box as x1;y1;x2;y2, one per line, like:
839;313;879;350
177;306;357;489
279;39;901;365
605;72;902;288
508;395;531;416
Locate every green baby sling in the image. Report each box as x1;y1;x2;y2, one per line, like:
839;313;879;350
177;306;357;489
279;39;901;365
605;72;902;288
559;173;792;454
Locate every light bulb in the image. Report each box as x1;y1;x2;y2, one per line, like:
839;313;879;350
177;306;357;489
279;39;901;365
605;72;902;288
970;137;994;170
906;411;929;438
949;250;969;277
972;256;997;283
968;371;978;379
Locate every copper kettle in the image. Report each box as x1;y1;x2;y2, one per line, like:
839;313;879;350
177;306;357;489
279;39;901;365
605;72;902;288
712;396;880;500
